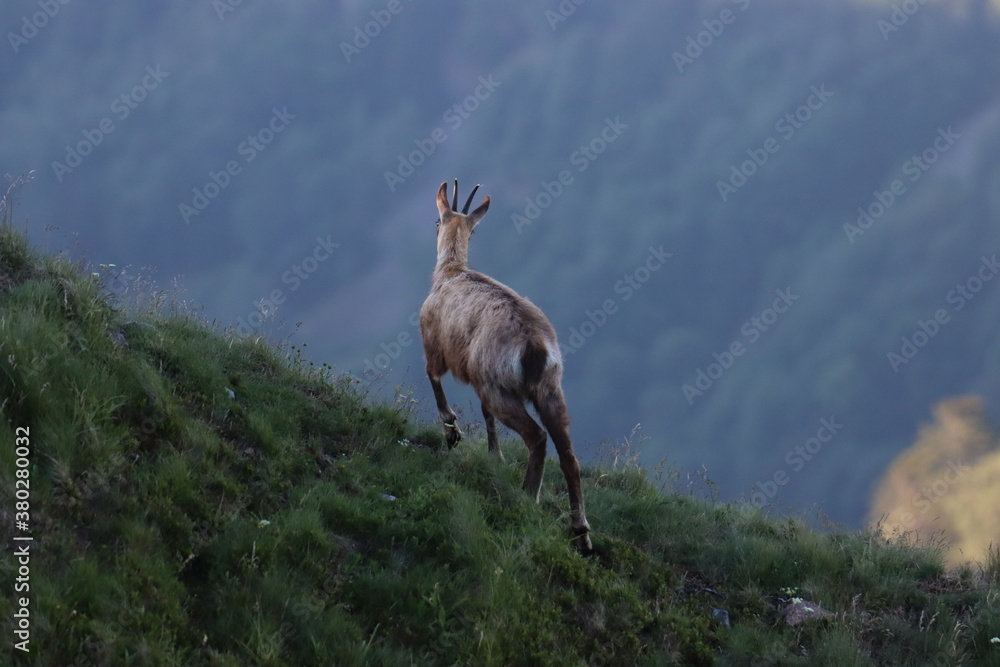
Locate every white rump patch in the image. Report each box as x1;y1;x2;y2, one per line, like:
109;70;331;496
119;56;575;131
503;349;523;386
546;342;562;369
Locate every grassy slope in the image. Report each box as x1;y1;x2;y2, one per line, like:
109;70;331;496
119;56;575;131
0;224;998;667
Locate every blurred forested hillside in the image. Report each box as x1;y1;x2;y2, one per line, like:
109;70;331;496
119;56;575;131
3;0;1000;532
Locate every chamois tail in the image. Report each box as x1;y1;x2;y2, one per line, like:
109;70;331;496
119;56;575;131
521;338;550;387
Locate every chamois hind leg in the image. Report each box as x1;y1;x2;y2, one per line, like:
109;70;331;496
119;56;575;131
535;388;592;553
426;364;462;448
485;390;547;501
481;402;505;461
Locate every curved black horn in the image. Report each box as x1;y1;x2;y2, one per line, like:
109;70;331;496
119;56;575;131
462;184;481;214
451;178;459;211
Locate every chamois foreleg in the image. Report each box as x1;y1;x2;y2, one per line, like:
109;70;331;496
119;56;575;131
427;366;463;448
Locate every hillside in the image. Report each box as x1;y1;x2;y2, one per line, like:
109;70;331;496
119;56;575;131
1;224;1000;666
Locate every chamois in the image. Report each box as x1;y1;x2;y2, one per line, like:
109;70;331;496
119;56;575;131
419;180;592;552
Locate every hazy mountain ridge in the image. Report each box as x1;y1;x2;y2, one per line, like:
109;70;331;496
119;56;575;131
2;0;1000;528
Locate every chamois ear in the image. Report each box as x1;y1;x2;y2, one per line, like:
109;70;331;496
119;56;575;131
436;181;451;219
467;196;490;228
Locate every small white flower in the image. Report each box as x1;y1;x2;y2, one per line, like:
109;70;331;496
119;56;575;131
991;636;1000;645
258;519;270;528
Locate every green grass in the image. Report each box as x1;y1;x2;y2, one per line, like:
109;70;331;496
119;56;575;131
1;223;998;666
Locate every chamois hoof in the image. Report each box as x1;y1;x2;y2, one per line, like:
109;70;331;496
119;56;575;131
573;529;594;555
444;422;463;448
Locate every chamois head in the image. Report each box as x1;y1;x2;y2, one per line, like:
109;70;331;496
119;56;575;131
435;180;490;262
